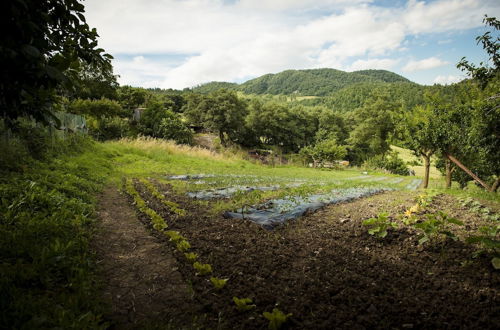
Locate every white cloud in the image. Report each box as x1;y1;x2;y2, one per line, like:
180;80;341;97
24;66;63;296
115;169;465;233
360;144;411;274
402;57;449;72
83;0;500;88
433;75;463;85
403;0;493;34
348;58;400;71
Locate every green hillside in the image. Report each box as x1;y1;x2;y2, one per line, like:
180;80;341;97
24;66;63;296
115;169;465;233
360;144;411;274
191;68;414;96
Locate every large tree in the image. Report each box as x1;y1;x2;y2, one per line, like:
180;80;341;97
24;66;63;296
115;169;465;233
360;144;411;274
186;89;247;146
0;0;113;125
346;93;399;164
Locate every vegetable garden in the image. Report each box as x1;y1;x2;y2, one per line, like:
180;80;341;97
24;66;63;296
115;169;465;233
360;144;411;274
119;172;499;329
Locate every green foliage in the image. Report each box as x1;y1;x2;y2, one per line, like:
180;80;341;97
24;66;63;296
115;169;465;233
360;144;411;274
413;211;463;245
245;100;317;152
364;151;409;176
139;102;193;144
466;225;500;270
193;262;212;276
124;178;167;231
165;230;185;243
69;98;125;118
184;252;198;263
185;89;247;145
209;277;228;290
190;81;239;94
262;308;293;330
362;212;398;238
240;68;409;96
347;94;399;164
176;240;191;252
87;116;130;141
300;139;347;165
139;178;187;216
457;15;499;89
1;0;113;125
117;86;148;110
232;297;256;311
0;140;113;328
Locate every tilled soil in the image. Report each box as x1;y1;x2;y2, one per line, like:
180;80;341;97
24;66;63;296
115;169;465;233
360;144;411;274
92;186;199;329
120;180;499;329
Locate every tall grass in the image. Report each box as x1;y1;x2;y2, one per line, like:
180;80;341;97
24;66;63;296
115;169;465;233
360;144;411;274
116;136;242;161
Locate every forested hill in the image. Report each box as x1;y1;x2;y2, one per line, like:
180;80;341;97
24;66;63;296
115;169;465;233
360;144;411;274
191;68;413;96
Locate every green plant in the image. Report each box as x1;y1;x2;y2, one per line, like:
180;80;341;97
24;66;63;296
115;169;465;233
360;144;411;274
165;230;185;243
124;178;168;231
466;225;500;269
362;213;398;238
210;277;228;290
176;239;191;252
139;178;187;216
263;308;292;330
232;297;256;311
413;211;463;245
184;252;198;262
193;262;212;275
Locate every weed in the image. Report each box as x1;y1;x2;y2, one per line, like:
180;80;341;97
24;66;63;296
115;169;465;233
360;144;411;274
362;212;398;238
263;308;292;330
232;297;256;311
193;262;212;275
413;211;463;245
210;277;228;290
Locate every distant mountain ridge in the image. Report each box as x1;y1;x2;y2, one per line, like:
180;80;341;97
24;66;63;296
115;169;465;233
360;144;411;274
191;68;413;96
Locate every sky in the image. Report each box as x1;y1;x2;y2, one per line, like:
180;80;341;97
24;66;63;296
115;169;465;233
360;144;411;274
84;0;500;90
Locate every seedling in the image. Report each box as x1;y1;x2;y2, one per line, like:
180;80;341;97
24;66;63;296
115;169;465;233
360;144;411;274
184;252;198;262
139;178;187;216
362;212;398;238
176;239;191;252
210;277;228;290
125;178;168;231
193;262;212;275
263;308;292;330
233;297;255;311
165;230;185;243
413;211;463;245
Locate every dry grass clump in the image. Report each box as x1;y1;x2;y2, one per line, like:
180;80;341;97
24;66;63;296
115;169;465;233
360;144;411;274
117;136;241;161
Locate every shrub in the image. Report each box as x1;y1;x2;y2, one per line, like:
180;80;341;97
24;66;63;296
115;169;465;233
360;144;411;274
364;151;409;176
87;116;131;141
138;103;193;144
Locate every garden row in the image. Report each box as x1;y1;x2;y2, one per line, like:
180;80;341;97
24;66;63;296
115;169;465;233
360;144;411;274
124;178;293;329
362;192;500;269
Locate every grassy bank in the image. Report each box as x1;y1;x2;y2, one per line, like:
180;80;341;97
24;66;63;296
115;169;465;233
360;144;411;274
0;136;114;328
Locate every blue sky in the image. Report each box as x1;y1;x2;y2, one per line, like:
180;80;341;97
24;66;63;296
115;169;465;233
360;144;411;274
84;0;500;89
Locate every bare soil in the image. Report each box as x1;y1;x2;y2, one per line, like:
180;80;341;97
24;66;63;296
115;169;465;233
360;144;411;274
93;186;198;329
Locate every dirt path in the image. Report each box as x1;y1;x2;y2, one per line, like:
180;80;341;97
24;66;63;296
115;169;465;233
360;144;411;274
93;185;195;329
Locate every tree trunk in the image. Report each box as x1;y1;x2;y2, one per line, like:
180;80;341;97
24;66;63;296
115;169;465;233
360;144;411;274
491;178;500;192
422;153;431;189
445;158;454;189
445;153;491;191
219;131;226;146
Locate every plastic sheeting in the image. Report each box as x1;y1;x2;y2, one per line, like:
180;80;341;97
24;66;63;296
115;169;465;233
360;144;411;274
187;183;303;200
224;187;388;229
406;179;422;190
